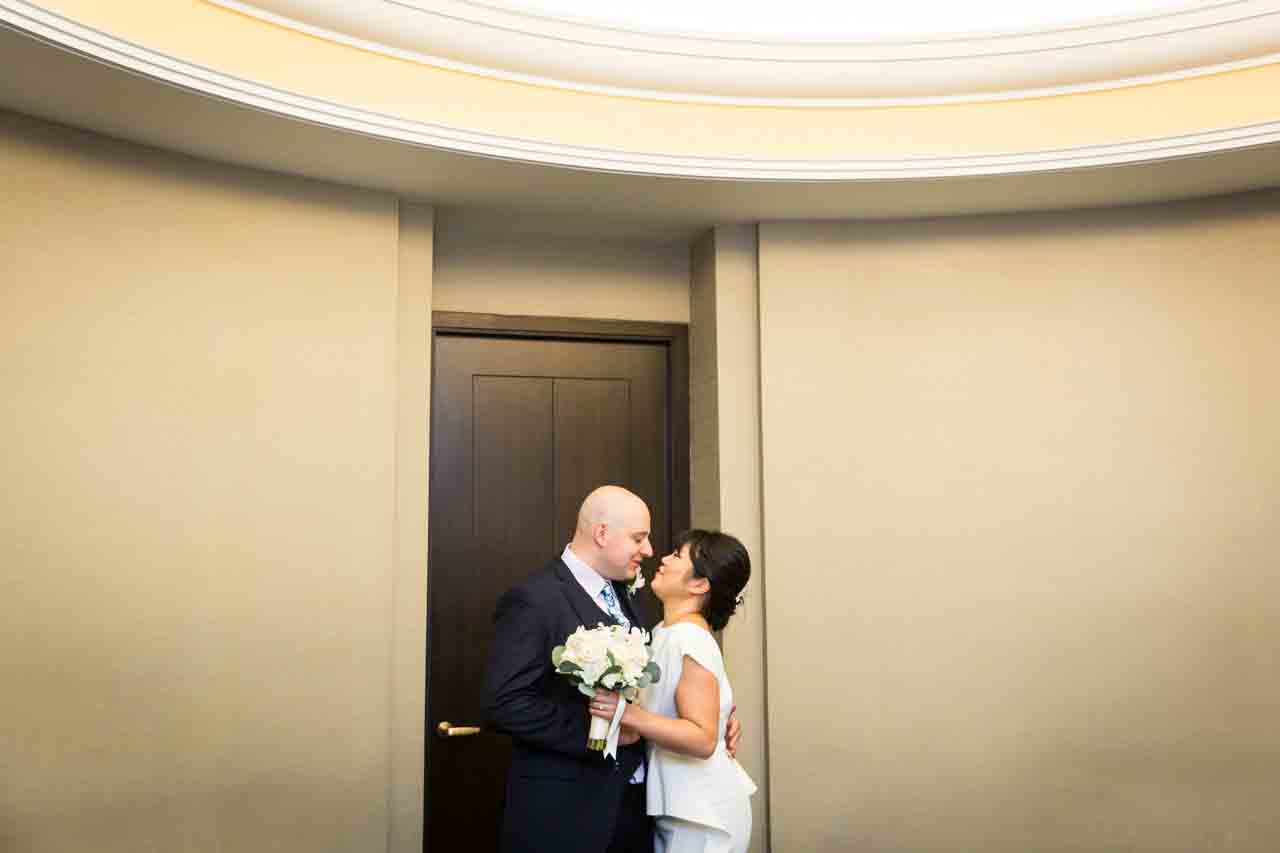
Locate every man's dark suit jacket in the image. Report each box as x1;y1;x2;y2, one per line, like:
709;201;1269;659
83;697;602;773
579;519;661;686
484;557;648;853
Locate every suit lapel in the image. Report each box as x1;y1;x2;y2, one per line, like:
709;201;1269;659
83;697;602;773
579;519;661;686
552;559;613;629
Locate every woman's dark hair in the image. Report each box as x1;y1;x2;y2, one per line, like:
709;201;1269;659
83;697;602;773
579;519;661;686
672;529;751;632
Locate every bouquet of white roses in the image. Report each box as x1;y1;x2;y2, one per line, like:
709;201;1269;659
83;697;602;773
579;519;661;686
552;623;661;753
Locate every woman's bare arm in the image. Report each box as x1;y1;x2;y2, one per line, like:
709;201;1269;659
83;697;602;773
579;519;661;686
590;656;720;759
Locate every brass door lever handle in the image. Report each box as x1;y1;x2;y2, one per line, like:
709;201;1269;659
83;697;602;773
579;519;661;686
437;721;482;738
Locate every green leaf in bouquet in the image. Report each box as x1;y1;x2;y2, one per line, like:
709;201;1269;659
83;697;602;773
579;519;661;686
645;662;661;684
557;660;582;674
551;646;564;667
577;683;596;698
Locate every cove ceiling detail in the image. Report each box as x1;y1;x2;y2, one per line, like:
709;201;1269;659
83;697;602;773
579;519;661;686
3;0;1280;193
214;0;1280;101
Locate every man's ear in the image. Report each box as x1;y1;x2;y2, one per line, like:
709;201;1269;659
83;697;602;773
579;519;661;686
592;522;609;548
688;576;710;596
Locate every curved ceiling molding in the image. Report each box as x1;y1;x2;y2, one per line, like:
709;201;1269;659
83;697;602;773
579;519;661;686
5;0;1280;182
207;0;1280;102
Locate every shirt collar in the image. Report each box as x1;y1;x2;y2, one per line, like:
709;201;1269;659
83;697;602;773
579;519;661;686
561;543;610;604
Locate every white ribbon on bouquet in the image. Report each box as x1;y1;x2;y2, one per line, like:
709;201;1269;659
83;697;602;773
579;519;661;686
603;694;628;760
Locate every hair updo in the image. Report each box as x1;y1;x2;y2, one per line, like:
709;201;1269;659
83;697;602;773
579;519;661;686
672;529;751;632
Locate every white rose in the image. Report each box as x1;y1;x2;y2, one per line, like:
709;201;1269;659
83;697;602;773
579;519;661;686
564;626;608;668
606;630;651;686
580;659;609;685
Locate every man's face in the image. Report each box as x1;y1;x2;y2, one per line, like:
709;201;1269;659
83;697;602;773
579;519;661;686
596;504;653;582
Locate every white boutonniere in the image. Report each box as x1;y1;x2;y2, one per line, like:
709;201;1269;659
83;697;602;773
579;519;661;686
628;570;646;597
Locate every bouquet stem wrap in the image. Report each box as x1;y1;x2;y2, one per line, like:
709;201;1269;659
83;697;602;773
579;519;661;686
601;693;628;758
587;713;610;752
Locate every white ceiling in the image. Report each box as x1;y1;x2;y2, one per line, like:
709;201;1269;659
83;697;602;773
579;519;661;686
214;0;1280;100
4;24;1280;238
489;0;1187;40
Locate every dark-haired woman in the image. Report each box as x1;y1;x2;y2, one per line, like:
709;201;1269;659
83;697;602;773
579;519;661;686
590;530;756;853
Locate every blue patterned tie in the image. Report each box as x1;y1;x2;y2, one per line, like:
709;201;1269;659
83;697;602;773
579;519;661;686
598;584;631;630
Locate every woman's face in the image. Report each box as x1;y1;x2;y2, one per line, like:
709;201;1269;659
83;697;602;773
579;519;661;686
652;543;697;601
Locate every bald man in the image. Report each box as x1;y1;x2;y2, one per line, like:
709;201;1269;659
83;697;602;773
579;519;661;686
484;486;656;853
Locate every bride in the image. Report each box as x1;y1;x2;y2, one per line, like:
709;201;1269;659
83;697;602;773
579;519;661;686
590;530;756;853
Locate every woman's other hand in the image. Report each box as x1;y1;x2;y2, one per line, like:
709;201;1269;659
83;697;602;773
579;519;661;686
725;705;742;758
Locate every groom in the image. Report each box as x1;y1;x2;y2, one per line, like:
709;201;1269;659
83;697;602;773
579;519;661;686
484;486;740;853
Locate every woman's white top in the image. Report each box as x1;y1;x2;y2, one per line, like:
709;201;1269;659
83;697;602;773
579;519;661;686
642;622;757;829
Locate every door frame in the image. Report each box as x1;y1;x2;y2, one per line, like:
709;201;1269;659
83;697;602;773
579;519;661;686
424;310;691;843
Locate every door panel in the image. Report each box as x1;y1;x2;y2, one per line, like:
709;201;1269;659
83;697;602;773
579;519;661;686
475;376;556;548
554;378;634;543
426;326;685;853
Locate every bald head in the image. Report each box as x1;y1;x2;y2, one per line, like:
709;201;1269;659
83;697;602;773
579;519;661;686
576;485;646;536
569;485;654;582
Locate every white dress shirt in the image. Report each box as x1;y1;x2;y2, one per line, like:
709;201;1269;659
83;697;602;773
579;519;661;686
561;544;645;783
561;544;613;620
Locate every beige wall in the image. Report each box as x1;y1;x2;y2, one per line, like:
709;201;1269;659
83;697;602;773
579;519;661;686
689;230;721;527
390;201;434;853
19;98;1280;853
0;111;431;853
689;226;770;852
758;195;1280;852
433;207;690;323
0;110;695;853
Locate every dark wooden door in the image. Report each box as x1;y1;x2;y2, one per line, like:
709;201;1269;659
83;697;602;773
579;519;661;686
425;314;689;853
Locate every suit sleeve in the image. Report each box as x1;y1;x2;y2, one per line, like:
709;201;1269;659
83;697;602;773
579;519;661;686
483;587;589;756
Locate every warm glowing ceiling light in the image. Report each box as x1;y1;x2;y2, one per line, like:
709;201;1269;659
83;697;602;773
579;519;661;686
487;0;1192;40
